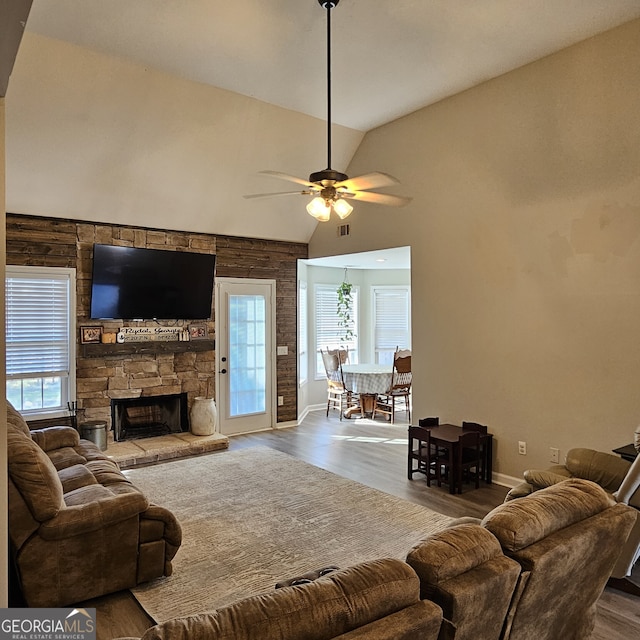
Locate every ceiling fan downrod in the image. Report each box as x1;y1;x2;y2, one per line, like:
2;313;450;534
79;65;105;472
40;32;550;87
311;0;348;185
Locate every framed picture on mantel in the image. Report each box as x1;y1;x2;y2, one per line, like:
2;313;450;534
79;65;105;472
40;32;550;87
189;324;208;340
80;326;102;344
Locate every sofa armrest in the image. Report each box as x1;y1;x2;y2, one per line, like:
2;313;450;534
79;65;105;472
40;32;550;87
505;482;534;501
38;486;148;540
141;504;183;559
30;426;80;452
523;468;571;489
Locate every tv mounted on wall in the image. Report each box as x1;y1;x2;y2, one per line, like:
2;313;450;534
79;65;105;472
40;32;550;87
90;244;216;320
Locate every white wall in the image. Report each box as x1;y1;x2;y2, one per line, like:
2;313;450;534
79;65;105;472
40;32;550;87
309;19;640;479
6;32;364;244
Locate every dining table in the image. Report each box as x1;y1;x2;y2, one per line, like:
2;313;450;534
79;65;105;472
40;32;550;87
424;423;493;494
341;363;392;419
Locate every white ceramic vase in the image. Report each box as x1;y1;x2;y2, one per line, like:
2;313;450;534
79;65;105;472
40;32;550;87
190;397;218;435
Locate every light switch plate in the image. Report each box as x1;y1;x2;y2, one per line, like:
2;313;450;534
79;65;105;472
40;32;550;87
277;346;288;356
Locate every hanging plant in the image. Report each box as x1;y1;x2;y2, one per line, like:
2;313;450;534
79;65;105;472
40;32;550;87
337;270;356;343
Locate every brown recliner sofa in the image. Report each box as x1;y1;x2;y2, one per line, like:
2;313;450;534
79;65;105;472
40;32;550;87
7;400;182;607
506;447;640;579
407;479;636;640
117;558;449;640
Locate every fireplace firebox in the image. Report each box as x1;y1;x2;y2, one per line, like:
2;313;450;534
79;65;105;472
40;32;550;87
111;393;189;441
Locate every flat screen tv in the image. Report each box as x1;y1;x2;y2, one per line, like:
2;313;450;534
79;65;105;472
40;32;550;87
90;244;216;320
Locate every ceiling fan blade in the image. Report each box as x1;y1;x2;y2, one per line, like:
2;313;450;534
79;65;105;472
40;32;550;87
335;172;399;192
258;170;319;189
243;190;311;200
347;191;412;207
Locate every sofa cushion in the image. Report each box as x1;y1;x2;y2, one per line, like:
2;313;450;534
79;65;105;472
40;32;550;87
8;429;65;522
406;524;503;584
565;448;630;492
6;400;32;437
85;459;128;485
58;464;98;494
47;447;87;471
482;478;614;552
31;426;80;452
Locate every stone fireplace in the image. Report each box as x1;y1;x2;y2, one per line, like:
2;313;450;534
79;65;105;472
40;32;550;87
112;392;189;441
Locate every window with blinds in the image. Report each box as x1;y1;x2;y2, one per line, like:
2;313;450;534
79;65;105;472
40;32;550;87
373;286;411;365
6;266;76;417
315;284;358;377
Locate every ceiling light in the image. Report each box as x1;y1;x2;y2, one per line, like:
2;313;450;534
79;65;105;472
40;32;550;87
306;197;331;221
333;198;353;219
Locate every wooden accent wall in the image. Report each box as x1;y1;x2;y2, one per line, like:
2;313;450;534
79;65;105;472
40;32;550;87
6;214;307;432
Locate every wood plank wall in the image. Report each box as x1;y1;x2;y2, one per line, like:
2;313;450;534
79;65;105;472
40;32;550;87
6;214;307;431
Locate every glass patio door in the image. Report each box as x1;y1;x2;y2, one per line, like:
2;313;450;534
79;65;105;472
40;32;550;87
216;278;275;435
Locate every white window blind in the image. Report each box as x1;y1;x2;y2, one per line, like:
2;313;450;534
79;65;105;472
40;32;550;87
373;287;410;364
6;266;76;416
315;284;358;376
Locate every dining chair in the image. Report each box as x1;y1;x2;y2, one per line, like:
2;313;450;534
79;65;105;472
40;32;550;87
438;430;482;493
374;348;412;423
320;348;354;420
327;346;349;365
408;425;438;485
418;416;449;462
462;421;488;482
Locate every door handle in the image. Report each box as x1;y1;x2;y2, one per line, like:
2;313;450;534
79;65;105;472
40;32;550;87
220;368;227;374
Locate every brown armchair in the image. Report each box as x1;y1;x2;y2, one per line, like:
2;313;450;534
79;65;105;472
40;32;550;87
486;479;636;640
406;524;521;640
7;401;182;607
506;447;640;581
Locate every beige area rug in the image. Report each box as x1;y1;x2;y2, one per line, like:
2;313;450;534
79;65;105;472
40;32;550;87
125;446;453;623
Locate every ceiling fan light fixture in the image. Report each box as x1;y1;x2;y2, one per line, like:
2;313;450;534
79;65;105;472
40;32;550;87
307;197;331;221
243;0;411;217
333;198;353;219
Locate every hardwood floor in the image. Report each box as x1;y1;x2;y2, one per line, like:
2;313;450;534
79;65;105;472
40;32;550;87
78;410;638;639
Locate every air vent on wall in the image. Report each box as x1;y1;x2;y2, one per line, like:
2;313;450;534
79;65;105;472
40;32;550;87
337;224;350;237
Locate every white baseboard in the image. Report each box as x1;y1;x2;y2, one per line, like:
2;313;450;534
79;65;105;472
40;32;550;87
298;404;326;422
491;472;522;489
274;420;298;430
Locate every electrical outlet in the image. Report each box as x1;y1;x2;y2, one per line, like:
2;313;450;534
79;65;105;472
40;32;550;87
518;441;527;455
550;447;560;464
277;396;284;406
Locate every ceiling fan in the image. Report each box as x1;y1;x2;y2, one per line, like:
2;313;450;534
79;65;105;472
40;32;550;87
243;0;412;222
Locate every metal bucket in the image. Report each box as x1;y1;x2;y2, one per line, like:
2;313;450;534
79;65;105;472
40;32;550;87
80;420;108;451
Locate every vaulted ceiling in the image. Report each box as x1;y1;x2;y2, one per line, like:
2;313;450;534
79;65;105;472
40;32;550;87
6;1;640;243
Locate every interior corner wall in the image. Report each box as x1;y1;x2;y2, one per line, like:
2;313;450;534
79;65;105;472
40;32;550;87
309;18;640;478
1;97;8;607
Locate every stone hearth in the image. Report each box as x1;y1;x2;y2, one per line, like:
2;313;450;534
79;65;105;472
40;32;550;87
106;431;228;469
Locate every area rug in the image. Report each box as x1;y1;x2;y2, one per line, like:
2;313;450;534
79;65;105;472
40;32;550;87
125;446;453;623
